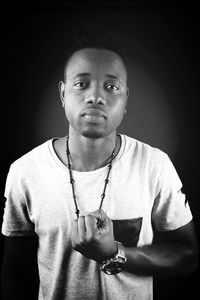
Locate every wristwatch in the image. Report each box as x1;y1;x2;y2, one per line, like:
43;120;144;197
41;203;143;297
101;241;127;275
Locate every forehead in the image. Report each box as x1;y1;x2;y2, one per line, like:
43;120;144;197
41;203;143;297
66;48;127;81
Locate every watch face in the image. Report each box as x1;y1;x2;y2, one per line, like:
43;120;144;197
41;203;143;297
101;243;127;275
102;260;124;275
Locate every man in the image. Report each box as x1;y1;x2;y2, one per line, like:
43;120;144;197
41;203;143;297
1;31;198;300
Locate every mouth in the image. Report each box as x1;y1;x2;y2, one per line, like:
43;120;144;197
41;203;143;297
81;108;107;122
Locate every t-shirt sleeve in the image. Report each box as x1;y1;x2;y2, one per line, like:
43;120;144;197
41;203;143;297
152;153;192;231
2;164;35;236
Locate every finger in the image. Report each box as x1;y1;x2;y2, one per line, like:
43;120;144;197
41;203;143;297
88;209;110;230
77;216;87;242
71;219;79;248
85;215;99;238
88;209;106;222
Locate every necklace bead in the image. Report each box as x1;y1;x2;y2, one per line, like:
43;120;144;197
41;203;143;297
66;136;115;219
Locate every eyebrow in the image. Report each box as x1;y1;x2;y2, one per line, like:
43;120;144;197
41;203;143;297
73;72;123;83
105;74;124;84
105;74;119;80
72;73;91;79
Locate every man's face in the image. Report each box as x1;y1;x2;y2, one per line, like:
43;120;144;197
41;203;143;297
61;48;129;139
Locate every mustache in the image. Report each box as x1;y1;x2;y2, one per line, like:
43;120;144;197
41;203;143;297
81;106;107;118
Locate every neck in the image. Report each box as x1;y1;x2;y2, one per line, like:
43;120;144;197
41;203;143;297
67;129;120;171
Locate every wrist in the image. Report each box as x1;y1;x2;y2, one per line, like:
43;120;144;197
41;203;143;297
104;241;118;260
101;241;127;275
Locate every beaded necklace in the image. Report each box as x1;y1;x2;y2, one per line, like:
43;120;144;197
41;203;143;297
66;136;115;219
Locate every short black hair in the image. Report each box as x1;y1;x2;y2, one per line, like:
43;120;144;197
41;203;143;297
63;29;127;82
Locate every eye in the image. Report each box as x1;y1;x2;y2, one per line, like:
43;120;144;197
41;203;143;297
105;84;119;92
73;81;88;89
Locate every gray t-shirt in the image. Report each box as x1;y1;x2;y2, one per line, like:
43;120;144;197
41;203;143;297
2;134;192;300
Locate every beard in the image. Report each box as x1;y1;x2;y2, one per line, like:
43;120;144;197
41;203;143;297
79;126;106;139
81;131;104;139
70;120;109;139
67;113;119;140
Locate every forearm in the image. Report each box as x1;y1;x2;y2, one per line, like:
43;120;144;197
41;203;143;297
1;236;40;300
124;243;197;277
1;263;39;300
70;211;198;277
1;266;39;300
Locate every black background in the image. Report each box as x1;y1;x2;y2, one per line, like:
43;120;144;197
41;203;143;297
0;1;199;299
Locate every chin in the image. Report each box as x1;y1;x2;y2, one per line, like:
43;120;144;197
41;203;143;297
81;129;106;139
82;131;104;139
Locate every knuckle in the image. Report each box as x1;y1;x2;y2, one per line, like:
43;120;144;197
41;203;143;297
71;239;78;249
85;234;94;243
79;238;86;246
72;219;78;225
80;234;94;245
72;240;82;251
79;215;85;222
71;220;78;231
85;214;94;222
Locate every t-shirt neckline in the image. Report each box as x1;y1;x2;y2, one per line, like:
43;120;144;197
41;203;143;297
48;134;126;175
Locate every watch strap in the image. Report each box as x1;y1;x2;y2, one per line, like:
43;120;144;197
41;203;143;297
117;242;126;261
101;241;127;275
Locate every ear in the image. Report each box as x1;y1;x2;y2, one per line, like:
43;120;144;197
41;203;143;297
126;87;129;99
58;81;65;106
124;86;129;108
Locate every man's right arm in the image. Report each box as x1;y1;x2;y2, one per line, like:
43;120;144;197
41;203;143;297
1;235;39;300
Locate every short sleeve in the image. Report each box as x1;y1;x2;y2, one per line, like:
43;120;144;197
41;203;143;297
152;153;192;231
2;164;35;236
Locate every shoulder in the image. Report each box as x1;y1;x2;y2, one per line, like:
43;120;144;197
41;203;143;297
9;139;52;176
121;134;177;189
122;134;167;164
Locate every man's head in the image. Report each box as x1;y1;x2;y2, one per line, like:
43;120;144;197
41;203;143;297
59;30;129;139
63;30;128;83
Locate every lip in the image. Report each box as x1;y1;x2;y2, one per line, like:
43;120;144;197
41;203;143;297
81;108;107;119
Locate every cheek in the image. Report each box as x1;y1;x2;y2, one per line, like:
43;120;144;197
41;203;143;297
63;102;76;122
110;98;126;116
107;104;126;128
64;95;79;112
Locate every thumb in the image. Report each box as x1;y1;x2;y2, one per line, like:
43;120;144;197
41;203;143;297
88;209;106;221
88;209;111;230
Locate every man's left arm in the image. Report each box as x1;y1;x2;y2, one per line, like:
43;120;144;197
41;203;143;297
124;220;198;276
71;209;198;276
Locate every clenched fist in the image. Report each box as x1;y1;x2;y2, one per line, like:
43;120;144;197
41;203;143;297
71;209;117;262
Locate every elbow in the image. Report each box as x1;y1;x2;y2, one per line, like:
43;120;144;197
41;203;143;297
182;245;199;274
190;246;199;273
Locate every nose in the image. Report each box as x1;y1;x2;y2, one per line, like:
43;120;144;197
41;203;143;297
84;86;106;106
85;96;105;106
